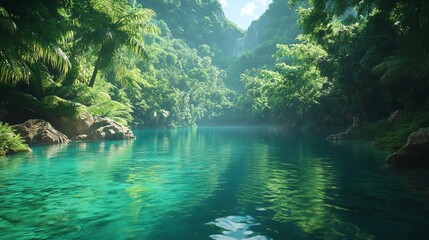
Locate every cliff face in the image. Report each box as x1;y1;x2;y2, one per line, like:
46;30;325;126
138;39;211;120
232;0;300;57
140;0;243;56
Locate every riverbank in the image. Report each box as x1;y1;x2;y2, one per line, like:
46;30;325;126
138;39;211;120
358;111;429;151
326;111;429;167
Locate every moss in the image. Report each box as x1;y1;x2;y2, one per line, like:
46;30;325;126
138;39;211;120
358;112;429;151
0;122;29;156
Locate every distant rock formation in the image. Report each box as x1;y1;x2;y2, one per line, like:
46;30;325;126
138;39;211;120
327;117;362;141
13;119;69;144
388;109;408;126
386;127;429;167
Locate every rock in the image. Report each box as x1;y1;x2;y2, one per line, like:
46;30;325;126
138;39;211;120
73;134;89;141
13;119;69;144
327;117;362;141
88;117;135;140
51;112;94;138
385;127;429;167
388;110;408;126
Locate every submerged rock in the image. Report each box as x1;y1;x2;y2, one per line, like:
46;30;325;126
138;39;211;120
72;117;135;141
386;127;429;167
327;117;362;141
13;119;69;144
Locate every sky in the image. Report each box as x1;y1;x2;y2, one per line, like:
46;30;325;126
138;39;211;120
219;0;272;30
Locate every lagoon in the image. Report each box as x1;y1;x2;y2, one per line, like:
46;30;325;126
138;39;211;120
1;127;428;239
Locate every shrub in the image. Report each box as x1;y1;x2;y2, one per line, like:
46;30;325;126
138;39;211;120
0;122;29;156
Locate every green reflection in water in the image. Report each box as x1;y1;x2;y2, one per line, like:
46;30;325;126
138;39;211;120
0;128;235;239
234;134;375;239
0;128;428;240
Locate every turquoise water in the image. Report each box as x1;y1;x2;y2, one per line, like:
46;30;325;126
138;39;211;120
1;127;429;239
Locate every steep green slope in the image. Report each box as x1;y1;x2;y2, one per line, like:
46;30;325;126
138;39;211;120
141;0;243;57
239;0;300;57
225;0;301;91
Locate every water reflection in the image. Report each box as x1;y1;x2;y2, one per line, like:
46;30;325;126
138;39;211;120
234;134;375;239
0;128;428;239
208;215;269;240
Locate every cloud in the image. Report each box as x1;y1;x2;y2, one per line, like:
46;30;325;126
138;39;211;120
219;0;228;8
240;2;257;17
255;0;271;7
239;0;272;18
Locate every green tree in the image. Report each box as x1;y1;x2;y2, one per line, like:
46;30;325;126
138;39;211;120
242;42;329;126
71;0;158;87
0;0;70;86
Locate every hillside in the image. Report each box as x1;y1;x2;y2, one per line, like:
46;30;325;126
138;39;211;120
141;0;243;57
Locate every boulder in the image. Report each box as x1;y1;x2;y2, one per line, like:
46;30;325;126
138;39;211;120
388;110;408;126
13;119;69;144
327;117;362;141
385;127;429;167
74;117;135;141
51;112;94;138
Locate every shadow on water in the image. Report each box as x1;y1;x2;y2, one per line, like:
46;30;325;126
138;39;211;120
0;127;429;239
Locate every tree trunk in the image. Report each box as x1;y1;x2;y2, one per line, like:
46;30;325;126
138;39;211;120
89;46;104;87
63;56;80;86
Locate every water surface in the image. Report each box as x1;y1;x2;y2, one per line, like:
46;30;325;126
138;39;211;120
1;127;428;239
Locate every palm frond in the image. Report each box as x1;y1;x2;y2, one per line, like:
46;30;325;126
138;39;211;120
41;95;88;119
0;57;31;85
21;40;70;74
47;83;111;105
0;91;44;117
127;37;148;58
91;0;128;22
88;99;132;124
117;8;157;30
373;54;421;85
0;7;17;32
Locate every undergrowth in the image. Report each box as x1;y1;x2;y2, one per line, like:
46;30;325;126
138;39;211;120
359;112;429;151
0;122;29;156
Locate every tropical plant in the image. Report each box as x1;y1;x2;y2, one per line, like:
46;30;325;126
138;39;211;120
0;1;70;86
71;0;159;87
0;121;28;156
242;42;329;126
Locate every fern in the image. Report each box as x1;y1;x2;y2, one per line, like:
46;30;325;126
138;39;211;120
41;95;89;119
47;84;111;106
0;91;44;118
0;121;29;156
89;100;133;125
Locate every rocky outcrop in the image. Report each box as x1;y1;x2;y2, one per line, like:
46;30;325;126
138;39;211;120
13;119;69;144
51;112;94;138
327;117;362;141
386;127;429;167
388;110;408;126
73;117;135;141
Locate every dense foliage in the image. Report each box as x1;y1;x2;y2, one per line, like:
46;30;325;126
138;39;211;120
127;21;233;128
242;41;329;127
241;0;429;131
222;0;301;92
0;0;233;129
0;122;28;156
142;0;242;56
1;0;428;148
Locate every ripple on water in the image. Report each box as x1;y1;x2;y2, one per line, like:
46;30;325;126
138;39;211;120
207;215;270;240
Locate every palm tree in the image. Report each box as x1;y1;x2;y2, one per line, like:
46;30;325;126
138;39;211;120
0;1;70;86
77;0;158;87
